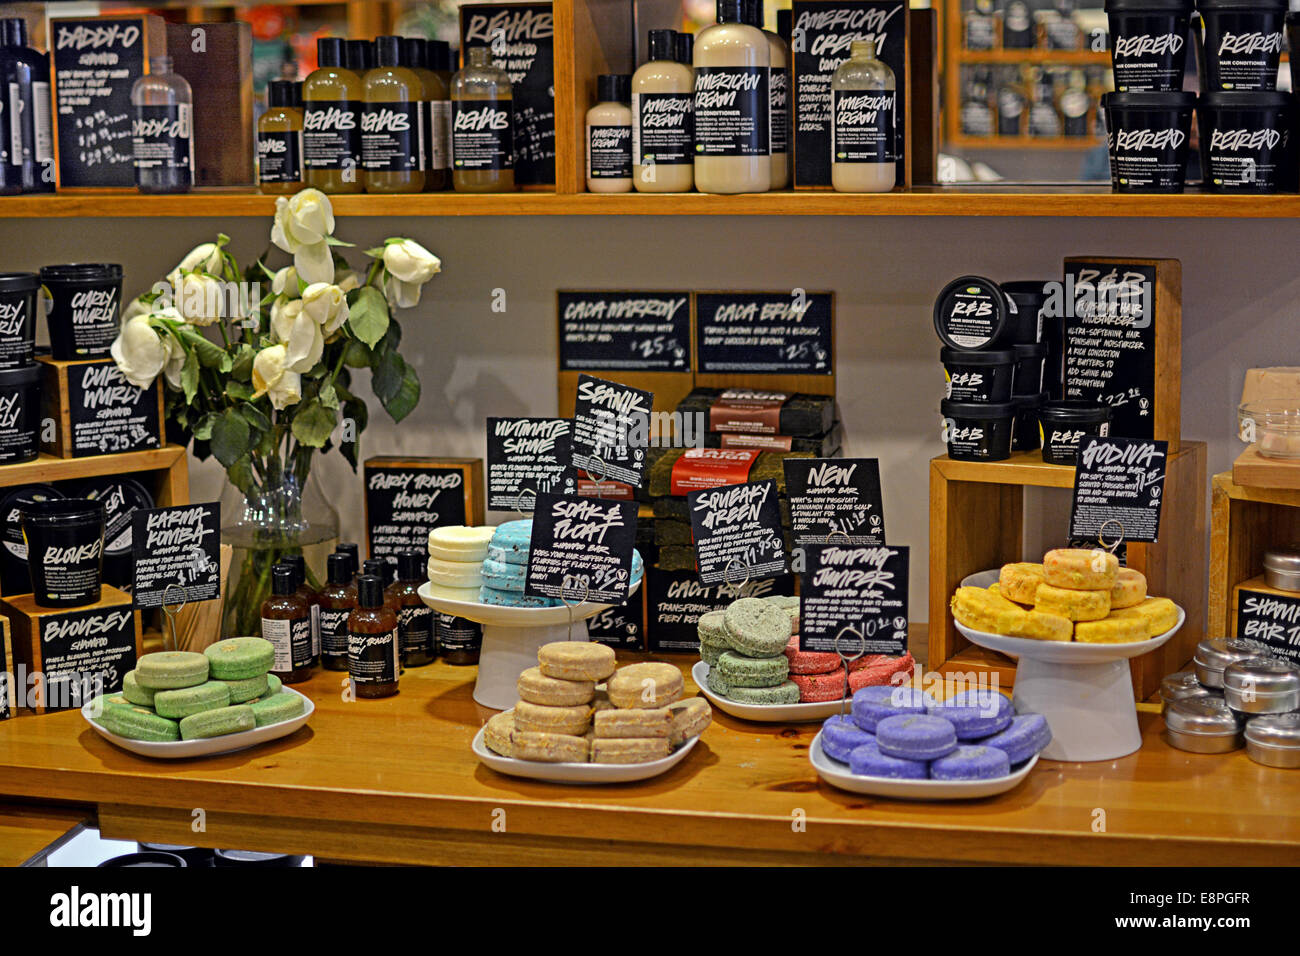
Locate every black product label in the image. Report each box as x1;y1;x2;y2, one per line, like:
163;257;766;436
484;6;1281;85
38;605;136;711
0;380;38;463
1204;112;1289;191
66;360;162;456
633;92;693;166
785;458;885;547
688;478;786;586
693;66;769;156
587;596;643;650
486;417;577;510
0;289;33;366
132;104;192;172
524;492;638;605
398;604;433;656
348;627;398;684
771;68;790;153
257;130;302;183
1237;590;1300;663
558;291;691;372
363;462;470;564
587;124;631;178
1202;13;1283;91
452;100;513;171
799;543;908;655
320;606;350;657
832;89;895;162
935;280;1008;350
436;612;481;653
303;99;360;170
1068;436;1168;544
695;291;833;374
131;502;221;608
1110;16;1188;91
262;615;312;672
35;537;101;603
362;102;422;172
1106;118;1189;190
570;374;654;487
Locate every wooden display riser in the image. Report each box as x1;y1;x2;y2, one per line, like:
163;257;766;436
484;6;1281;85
1233;445;1300;491
928;444;1208;700
1210;472;1300;639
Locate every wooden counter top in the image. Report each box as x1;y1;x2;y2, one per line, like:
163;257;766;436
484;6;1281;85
0;803;89;866
0;658;1296;866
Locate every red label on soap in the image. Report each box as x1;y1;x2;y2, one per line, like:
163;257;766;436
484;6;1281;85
670;448;761;496
708;389;788;434
576;473;636;500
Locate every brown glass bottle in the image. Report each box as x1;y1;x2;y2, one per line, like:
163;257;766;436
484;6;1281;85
348;574;399;699
285;554;321;665
451;45;515;192
303;37;363;194
319;552;356;672
388;551;434;667
261;564;314;684
258;80;303;194
363;35;424;193
426;40;454;191
363;558;397;608
402;38;450;192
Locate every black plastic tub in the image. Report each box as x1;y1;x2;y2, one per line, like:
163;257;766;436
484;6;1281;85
1198;91;1293;192
1103;91;1195;192
1000;280;1051;344
0;484;62;596
1012;341;1049;396
98;852;187;867
941;399;1015;462
1197;0;1286;92
39;263;123;360
1012;391;1045;452
941;347;1016;403
1105;0;1193;92
0;364;41;464
933;275;1019;350
1039;401;1112;465
0;272;39;369
138;843;215;866
213;848;305;867
21;497;105;608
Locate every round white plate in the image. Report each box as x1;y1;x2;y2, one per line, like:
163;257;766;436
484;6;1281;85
418;578;642;629
693;660;848;723
810;731;1039;800
81;688;314;759
471;721;699;784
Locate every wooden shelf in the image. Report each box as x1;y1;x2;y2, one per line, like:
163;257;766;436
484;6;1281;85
947;135;1102;151
955;50;1111;65
0;445;187;487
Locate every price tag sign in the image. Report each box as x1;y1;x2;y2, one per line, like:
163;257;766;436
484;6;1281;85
688;479;786;586
558;291;691;372
784;457;885;547
486;417;576;510
524;492;639;606
695;292;833;375
131;502;221;608
1069;435;1168;544
799;544;909;655
1237;590;1300;665
569;374;654;488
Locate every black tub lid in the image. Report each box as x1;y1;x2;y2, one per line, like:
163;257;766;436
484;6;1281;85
933;275;1013;349
941;398;1017;418
0;364;42;386
940;346;1016;365
1013;341;1048;359
1104;91;1197;109
1013;390;1047;408
1000;279;1052;300
1197;0;1285;10
39;262;123;279
1039;400;1112;421
1104;0;1192;10
0;271;39;292
1199;90;1292;109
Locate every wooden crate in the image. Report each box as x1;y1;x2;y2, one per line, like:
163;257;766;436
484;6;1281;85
928;442;1207;699
37;357;166;459
1232;445;1300;491
1209;472;1300;640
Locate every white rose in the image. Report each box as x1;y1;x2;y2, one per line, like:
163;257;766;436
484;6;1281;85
271;190;335;285
335;267;359;293
110;314;169;389
252;344;303;410
166;242;222;285
270;296;324;373
384;274;423;310
163;343;186;390
176;272;225;326
271;265;299;297
300;282;349;336
382;239;440;285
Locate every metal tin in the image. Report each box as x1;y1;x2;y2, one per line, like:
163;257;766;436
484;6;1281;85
1222;657;1300;714
1245;713;1300;768
1192;638;1272;688
1164;697;1243;753
1159;669;1217;714
1263;547;1300;592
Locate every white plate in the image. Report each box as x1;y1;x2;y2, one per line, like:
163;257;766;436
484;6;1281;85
81;688;314;759
471;721;699;784
692;660;849;723
810;731;1039;800
418;578;642;629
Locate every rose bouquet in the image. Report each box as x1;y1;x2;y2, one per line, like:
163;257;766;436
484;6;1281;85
111;187;441;637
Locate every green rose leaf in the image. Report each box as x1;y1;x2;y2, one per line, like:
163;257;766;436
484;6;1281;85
347;285;389;348
227;454;254;495
324;235;355;247
211;408;251;468
239;402;272;433
231;344;256;381
180;351;199;404
342;339;370;368
291;398;337;448
364;246;386;258
226;380;254;402
381;362;421;423
371;349;404;403
177;326;228;370
192;412;217;442
319;382;339;410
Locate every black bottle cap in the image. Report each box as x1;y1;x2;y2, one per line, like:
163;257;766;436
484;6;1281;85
717;0;746;24
346;38;373;72
317;37;344;68
2;18;28;47
272;564;297;597
364;558;394;584
357;574;385;608
741;0;764;28
428;39;452;72
335;542;360;564
776;8;792;43
285;554;306;589
597;73;631;104
267;79;298;109
648;29;677;62
374;35;402;68
327;551;353;586
398;551;424;581
401;36;427;70
675;32;694;65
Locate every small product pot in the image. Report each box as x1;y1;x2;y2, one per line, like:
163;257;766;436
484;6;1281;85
1011;341;1048;396
933;276;1020;350
0;364;42;464
97;852;188;868
1103;91;1196;192
76;477;155;590
1222;656;1300;714
1262;547;1300;592
0;272;39;368
999;280;1051;344
1105;0;1193;92
21;497;105;608
941;399;1015;462
1164;696;1244;753
941;347;1016;402
137;842;215;866
1198;91;1293;193
1011;391;1045;452
1160;669;1218;714
213;848;305;867
1193;636;1273;688
0;484;62;595
1244;712;1300;768
1196;0;1286;93
39;263;124;361
1038;400;1111;465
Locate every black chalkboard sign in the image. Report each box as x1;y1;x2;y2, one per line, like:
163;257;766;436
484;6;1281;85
645;567;794;652
570;374;654;487
64;361;162;457
1069;435;1167;544
1062;261;1158;440
486;417;576;510
363;458;479;563
51;16;157;188
558;291;691;372
461;2;555;186
785;457;885;547
39;603;137;709
1237;589;1300;664
799;543;909;654
791;0;908;186
587;597;644;650
695;291;833;375
524;492;638;605
131;502;221;609
688;478;786;586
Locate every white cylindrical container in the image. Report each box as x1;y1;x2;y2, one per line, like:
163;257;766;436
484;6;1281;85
586;73;633;193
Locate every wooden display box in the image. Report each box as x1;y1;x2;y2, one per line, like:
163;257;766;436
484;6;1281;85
0;616;11;720
2;585;142;715
1209;472;1300;640
1232;445;1300;491
928;443;1207;700
37;357;165;459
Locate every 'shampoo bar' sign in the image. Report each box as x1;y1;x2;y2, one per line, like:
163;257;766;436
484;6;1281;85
558;291;691;372
688;479;786;586
131;503;221;608
487;417;576;510
63;360;163;456
785;457;885;546
1237;590;1300;664
695;292;833;374
363;459;476;562
570;374;654;487
1069;436;1167;544
524;492;638;605
38;604;137;709
799;543;909;655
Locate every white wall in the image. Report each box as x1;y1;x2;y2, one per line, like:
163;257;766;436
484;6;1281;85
5;212;1297;618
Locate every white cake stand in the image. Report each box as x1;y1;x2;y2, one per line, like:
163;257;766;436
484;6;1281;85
418;580;642;710
954;569;1183;762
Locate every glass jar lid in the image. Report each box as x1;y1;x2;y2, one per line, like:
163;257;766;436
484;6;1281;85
1164;697;1241;736
1223;656;1300;694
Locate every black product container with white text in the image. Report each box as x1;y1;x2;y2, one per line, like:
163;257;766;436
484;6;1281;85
1198;91;1294;193
39;263;123;360
1196;0;1286;93
21;497;105;608
1103;91;1194;192
1105;0;1193;92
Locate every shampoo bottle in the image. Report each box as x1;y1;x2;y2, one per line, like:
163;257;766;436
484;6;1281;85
451;45;515;193
303;37;362;193
362;35;424;194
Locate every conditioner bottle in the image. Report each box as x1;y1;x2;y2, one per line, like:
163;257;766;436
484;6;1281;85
744;0;790;189
632;30;694;193
830;39;896;193
586;73;632;193
693;0;770;194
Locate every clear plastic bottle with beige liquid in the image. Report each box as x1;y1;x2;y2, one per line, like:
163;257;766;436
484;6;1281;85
451;45;515;193
830;39;896;193
587;74;632;193
632;30;694;193
744;0;790;189
693;0;771;194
